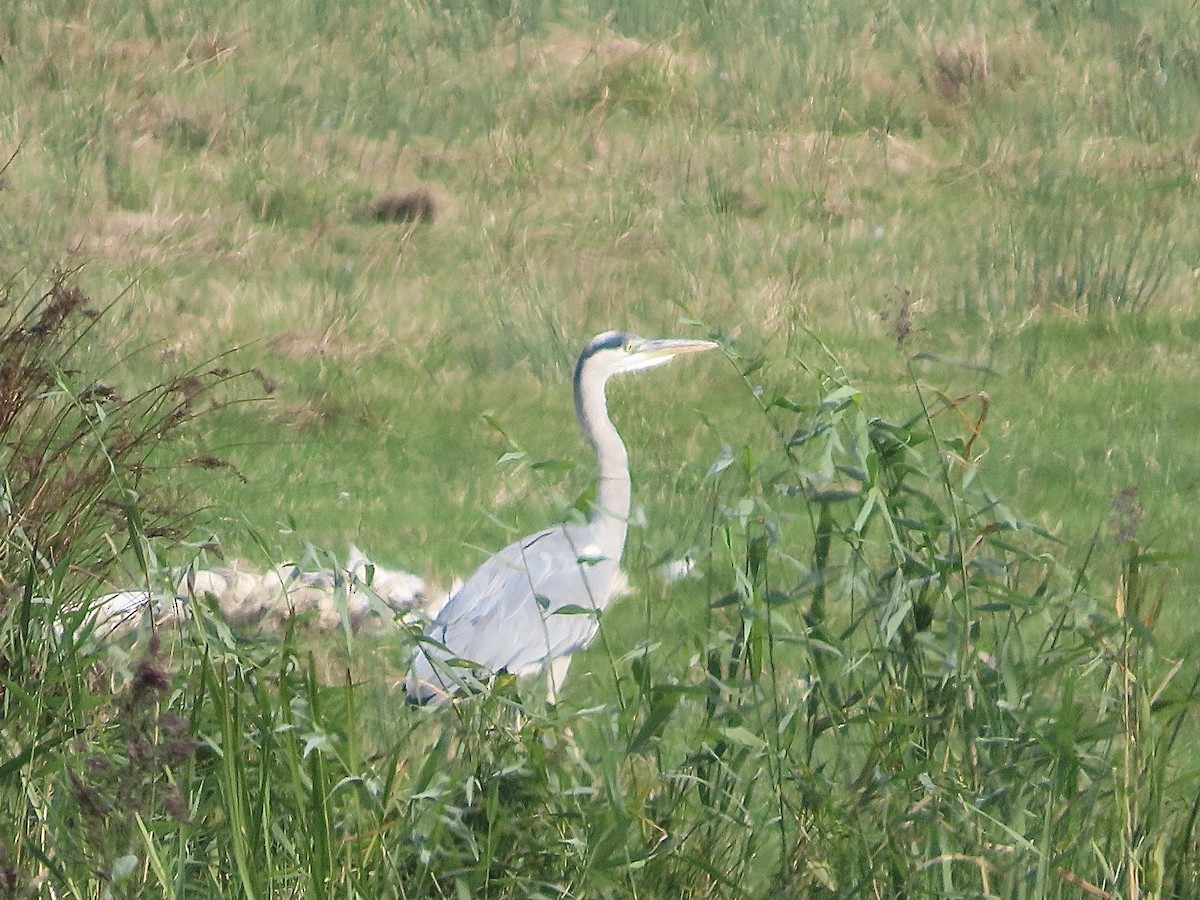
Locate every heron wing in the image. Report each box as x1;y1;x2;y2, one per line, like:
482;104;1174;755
407;524;618;700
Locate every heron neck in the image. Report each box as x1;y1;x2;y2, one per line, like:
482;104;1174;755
575;371;630;558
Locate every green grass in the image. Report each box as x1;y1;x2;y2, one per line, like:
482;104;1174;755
3;0;1200;895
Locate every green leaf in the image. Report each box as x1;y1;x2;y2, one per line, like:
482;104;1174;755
532;457;573;471
720;725;766;750
770;395;806;412
788;422;832;448
551;604;599;617
710;591;741;609
627;689;685;753
820;384;860;411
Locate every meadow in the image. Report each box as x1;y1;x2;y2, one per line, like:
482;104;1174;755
1;0;1199;896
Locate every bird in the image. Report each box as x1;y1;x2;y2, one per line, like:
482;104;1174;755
405;331;718;705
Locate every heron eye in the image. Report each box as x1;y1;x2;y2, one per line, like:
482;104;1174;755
624;340;637;353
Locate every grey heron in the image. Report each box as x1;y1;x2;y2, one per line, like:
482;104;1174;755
405;331;718;704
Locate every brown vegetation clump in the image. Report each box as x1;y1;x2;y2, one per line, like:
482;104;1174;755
923;26;992;103
0;270;239;608
364;188;438;224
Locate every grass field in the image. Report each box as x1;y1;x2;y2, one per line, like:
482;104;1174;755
2;0;1199;896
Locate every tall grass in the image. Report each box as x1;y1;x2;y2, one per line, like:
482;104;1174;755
0;270;243;896
960;168;1175;319
4;305;1196;897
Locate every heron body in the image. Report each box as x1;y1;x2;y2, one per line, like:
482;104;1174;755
405;331;717;704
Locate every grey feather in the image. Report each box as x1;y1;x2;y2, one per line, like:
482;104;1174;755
406;524;618;701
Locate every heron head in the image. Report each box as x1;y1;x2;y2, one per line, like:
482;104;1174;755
580;331;719;380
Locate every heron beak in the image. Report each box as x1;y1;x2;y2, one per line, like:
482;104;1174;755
641;338;720;360
616;336;719;375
